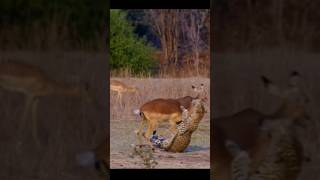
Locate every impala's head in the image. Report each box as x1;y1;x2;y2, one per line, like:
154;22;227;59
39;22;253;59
261;71;310;126
76;139;108;177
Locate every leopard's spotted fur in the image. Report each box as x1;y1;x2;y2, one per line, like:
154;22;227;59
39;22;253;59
159;98;206;152
226;118;304;180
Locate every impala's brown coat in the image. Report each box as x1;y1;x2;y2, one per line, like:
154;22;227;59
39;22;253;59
176;96;194;110
137;84;204;143
137;98;183;143
135;84;206;144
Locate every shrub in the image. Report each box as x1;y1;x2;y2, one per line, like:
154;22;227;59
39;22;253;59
110;10;157;75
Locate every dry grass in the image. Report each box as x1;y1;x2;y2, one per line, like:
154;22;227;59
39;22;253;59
0;51;107;180
213;49;320;179
110;77;210;169
110;64;210;78
110;77;210;121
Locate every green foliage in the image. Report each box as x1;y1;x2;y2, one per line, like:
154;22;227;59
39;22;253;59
110;10;157;75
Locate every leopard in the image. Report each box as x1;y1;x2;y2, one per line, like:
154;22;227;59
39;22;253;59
225;117;305;180
151;98;206;152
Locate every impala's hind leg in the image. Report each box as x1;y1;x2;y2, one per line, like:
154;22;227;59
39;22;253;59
31;98;40;148
136;116;146;145
19;96;34;133
143;121;158;148
145;121;157;139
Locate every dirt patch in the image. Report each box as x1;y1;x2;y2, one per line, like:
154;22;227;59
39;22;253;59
111;148;210;169
110;119;210;169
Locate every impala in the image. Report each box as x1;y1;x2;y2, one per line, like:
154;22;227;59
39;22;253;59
134;83;206;144
110;79;138;107
0;61;100;147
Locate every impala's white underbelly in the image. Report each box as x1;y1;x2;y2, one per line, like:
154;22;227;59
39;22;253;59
144;112;181;123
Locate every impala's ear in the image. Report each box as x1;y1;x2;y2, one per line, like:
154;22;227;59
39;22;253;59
289;71;301;87
291;71;299;76
304;156;312;163
261;75;284;97
261;76;271;87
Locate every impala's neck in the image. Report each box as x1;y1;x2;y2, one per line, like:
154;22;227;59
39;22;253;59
127;86;137;92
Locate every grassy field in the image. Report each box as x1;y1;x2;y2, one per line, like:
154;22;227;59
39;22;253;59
213;49;320;179
110;77;210;169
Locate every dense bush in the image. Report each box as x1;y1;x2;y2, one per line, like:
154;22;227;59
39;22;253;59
110;10;157;75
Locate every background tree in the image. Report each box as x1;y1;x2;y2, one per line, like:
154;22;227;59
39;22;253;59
110;10;157;75
181;9;209;75
146;10;180;66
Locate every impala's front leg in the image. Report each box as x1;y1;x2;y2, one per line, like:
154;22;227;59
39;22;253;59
19;95;35;133
144;121;158;149
31;98;40;147
135;117;146;145
169;120;179;134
